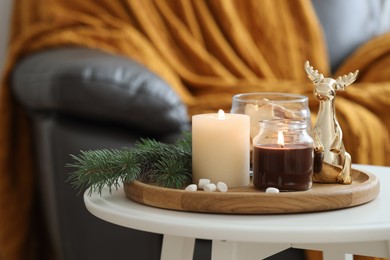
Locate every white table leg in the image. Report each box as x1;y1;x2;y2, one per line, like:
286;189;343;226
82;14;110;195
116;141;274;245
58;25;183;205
160;235;195;260
211;240;238;260
345;254;353;260
322;251;348;260
211;240;291;260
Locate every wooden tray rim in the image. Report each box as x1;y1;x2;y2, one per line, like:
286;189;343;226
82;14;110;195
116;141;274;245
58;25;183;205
124;168;380;214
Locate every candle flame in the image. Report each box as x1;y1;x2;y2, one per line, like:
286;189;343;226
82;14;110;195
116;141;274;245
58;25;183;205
218;109;225;120
277;131;285;147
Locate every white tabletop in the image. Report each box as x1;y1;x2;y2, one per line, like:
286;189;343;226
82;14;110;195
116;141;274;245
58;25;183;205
84;164;390;245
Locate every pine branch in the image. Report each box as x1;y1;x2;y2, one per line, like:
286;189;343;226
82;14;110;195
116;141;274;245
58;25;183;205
149;155;192;188
174;132;192;154
67;148;140;195
67;133;193;195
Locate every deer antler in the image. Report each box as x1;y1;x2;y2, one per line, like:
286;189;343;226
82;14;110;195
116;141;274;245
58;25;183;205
304;61;324;84
335;70;359;90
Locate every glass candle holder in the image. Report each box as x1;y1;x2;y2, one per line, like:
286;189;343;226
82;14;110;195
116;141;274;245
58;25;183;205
230;93;312;143
252;119;314;191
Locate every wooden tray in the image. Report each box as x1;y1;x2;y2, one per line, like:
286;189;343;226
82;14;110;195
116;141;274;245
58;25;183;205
124;167;380;214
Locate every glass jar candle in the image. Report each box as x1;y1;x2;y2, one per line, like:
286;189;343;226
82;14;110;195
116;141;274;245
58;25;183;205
252;119;314;191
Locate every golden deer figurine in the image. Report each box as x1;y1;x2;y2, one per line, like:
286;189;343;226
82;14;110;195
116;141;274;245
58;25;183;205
304;61;359;184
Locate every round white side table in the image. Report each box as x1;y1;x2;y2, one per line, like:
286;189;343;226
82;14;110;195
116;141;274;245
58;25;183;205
84;164;390;260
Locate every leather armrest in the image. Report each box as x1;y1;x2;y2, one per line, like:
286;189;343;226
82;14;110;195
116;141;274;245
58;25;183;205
11;47;189;135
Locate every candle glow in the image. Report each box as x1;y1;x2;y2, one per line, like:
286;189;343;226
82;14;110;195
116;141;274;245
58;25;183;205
218;109;225;120
277;131;285;147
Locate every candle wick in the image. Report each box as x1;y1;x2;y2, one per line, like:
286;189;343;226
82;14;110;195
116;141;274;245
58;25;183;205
279;144;284;148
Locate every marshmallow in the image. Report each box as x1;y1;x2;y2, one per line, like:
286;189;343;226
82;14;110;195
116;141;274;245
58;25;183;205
216;182;228;192
185;184;198;192
198;179;211;190
203;183;217;192
265;187;280;193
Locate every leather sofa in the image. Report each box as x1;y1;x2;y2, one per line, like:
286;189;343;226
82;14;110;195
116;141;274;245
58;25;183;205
10;0;389;259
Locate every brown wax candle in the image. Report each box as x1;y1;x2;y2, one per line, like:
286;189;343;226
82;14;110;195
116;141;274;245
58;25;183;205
253;144;313;191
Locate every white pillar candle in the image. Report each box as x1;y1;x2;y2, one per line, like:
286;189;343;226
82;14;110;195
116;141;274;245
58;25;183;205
192;110;250;187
